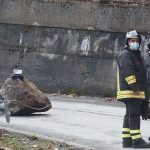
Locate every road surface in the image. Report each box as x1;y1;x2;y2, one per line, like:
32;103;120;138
0;96;150;150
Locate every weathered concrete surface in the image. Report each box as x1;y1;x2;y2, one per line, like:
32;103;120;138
0;23;125;96
0;1;150;96
0;23;149;96
0;0;150;32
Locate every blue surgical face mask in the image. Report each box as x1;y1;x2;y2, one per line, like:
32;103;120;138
129;42;140;50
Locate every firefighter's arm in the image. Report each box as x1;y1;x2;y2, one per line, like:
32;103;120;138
119;53;139;91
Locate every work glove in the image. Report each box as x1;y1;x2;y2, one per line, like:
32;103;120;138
141;101;150;120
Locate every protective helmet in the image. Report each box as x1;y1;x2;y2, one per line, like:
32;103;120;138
125;30;141;47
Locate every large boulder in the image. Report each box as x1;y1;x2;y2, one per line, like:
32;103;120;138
0;78;52;115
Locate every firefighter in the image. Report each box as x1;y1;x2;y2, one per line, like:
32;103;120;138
117;30;150;148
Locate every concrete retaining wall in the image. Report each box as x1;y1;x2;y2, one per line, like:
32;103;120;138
0;23;127;96
0;0;150;96
0;0;150;32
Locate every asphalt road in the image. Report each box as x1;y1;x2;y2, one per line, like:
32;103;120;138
0;96;150;150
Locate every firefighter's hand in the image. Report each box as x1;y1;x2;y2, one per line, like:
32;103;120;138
133;90;140;95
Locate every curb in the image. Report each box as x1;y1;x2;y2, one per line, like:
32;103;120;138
0;126;93;150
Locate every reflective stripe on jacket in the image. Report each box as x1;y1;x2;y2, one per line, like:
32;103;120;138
117;48;147;101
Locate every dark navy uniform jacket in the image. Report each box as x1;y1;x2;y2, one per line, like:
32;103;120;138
117;47;147;101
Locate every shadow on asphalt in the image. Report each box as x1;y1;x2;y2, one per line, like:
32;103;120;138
11;113;50;117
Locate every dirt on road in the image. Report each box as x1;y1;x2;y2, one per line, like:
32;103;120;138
0;129;91;150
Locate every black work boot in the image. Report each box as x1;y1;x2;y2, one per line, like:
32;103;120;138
122;138;132;148
132;138;150;148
